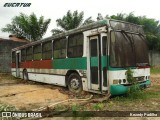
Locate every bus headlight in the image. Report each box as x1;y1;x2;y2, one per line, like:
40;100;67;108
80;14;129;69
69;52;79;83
113;80;119;84
123;79;126;83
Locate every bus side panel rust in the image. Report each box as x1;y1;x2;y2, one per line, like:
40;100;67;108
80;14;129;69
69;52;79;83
20;60;52;69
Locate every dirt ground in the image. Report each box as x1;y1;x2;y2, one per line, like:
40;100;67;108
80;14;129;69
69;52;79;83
0;74;71;110
150;74;160;85
0;73;160;119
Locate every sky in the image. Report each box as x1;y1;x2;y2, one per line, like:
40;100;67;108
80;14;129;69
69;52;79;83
0;0;160;39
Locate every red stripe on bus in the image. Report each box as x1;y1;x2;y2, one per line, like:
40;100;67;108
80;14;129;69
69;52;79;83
137;66;150;69
20;60;52;69
11;63;16;68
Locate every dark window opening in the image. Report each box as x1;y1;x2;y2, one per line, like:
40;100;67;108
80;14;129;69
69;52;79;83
26;47;33;61
91;67;98;84
90;39;97;57
53;38;66;59
42;41;52;60
33;44;42;60
21;49;26;62
133;34;149;65
110;31;149;67
67;33;83;58
102;36;107;55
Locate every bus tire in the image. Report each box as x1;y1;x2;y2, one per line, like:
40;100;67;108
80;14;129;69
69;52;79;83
67;73;83;93
23;70;28;80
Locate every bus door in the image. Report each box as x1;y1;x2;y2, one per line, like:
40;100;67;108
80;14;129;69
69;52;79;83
89;34;108;92
16;51;20;77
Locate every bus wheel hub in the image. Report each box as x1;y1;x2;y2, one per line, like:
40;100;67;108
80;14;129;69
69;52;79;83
70;78;79;90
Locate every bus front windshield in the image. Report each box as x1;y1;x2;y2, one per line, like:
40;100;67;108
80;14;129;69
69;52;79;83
110;31;149;67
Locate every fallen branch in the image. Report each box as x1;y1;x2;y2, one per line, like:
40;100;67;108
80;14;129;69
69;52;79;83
79;93;111;106
32;93;111;111
32;95;93;111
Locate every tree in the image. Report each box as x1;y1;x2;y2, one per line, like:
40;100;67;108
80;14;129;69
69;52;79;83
51;10;94;35
1;13;51;41
110;13;126;21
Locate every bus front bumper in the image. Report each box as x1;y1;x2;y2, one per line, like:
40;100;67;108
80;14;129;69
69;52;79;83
110;80;151;96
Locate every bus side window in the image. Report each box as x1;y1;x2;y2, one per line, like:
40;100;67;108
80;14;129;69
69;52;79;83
42;41;52;60
21;49;26;62
26;46;33;61
33;44;42;60
53;38;66;59
102;36;107;55
67;33;83;58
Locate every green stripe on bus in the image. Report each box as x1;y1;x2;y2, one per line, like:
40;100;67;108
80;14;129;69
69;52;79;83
108;66;137;71
101;56;107;68
53;57;87;69
90;57;98;66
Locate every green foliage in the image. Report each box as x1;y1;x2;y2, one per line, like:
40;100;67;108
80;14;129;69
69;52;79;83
92;103;105;111
54;105;68;111
126;68;135;84
71;104;80;117
56;10;84;31
51;28;64;35
112;85;160;102
151;66;160;74
83;17;95;25
1;13;51;41
110;13;126;21
51;10;95;35
0;103;17;111
71;104;81;111
126;68;141;94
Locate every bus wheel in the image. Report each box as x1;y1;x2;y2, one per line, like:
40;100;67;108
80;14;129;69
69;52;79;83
23;70;28;80
68;73;82;93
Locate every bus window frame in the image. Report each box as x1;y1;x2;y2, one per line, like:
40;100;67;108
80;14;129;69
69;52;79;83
33;44;42;61
42;41;52;60
53;38;67;59
26;46;33;61
67;33;84;58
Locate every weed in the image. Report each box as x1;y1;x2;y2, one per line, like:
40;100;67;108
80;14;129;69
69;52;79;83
92;103;105;111
0;103;17;111
126;68;136;84
107;101;114;109
151;67;160;74
71;104;81;111
0;104;18;120
54;104;68;111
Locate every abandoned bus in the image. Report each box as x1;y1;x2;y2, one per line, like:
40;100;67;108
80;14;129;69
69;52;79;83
11;19;151;95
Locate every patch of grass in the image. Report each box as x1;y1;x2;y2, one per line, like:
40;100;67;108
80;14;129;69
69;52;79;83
0;103;17;111
151;67;160;74
71;104;91;119
54;104;68;111
71;104;81;111
92;103;105;111
10;75;19;80
107;101;114;109
112;86;160;102
144;90;160;98
0;103;19;120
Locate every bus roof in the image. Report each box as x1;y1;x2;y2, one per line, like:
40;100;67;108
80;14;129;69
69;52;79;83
12;19;143;51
